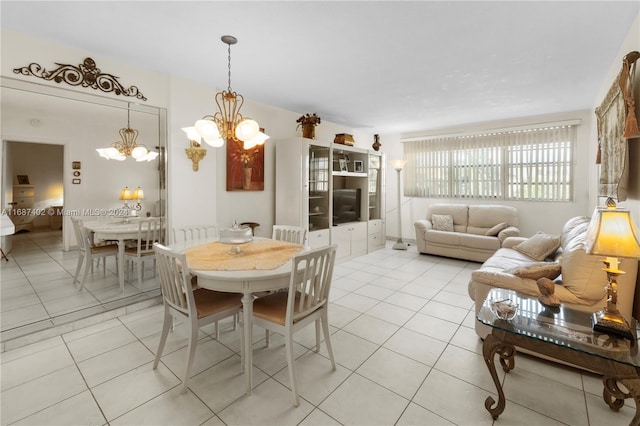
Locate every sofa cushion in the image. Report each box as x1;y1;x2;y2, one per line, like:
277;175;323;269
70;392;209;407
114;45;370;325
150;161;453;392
513;232;560;261
561;247;608;301
506;262;562;280
428;204;469;232
468;205;519;235
485;222;508;236
459;233;500;251
425;230;461;245
432;214;454;232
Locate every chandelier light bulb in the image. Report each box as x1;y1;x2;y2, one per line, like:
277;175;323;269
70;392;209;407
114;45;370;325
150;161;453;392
235;118;260;142
131;146;148;159
195;119;221;139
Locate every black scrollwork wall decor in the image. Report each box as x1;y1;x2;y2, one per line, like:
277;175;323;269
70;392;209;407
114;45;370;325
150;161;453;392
13;57;147;101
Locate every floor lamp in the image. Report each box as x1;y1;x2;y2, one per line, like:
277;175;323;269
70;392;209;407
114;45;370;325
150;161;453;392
390;159;407;250
1;212;16;261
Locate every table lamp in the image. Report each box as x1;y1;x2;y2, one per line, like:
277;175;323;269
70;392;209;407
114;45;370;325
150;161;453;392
585;197;640;339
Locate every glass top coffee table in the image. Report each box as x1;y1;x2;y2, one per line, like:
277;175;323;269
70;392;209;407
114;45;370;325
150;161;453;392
477;288;640;425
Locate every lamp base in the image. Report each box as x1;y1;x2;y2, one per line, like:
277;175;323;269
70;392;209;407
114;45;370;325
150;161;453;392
392;240;407;250
592;310;634;340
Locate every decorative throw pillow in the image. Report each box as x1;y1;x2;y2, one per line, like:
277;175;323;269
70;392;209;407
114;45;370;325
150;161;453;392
513;232;561;261
506;262;562;280
485;222;509;236
432;214;454;232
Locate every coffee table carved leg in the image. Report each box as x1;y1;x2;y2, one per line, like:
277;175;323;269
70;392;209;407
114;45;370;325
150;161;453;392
483;333;516;419
603;375;640;426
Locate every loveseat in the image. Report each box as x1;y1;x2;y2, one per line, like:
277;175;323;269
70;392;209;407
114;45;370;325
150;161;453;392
468;216;639;339
414;204;520;262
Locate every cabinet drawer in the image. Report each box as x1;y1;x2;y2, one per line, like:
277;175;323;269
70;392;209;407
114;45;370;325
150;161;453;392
368;219;381;235
368;233;380;246
13;197;34;207
10;215;33;225
308;229;330;249
14;186;35;197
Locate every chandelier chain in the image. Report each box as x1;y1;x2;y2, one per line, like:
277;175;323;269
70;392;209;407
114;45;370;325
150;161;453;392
227;42;232;92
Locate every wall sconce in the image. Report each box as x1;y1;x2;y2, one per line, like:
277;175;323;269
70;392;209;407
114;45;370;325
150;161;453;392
119;186;143;211
183;126;207;171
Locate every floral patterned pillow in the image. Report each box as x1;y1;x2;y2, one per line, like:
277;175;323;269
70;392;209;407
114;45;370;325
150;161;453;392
432;214;454;232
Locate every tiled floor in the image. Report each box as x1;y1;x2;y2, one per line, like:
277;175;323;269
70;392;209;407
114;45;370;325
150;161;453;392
1;229;160;342
1;241;635;425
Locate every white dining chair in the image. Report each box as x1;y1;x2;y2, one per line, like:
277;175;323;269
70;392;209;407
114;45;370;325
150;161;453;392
152;243;243;393
172;224;218;244
251;244;337;406
70;217;118;291
272;225;307;246
172;223;234;338
124;217;161;287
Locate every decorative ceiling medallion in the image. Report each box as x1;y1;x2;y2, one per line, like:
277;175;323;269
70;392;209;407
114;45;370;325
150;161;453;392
13;57;147;101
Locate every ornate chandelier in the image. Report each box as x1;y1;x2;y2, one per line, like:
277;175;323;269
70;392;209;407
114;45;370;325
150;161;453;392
96;103;159;161
191;35;269;150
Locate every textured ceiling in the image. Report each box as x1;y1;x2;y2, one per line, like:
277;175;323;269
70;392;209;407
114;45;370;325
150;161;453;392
1;1;638;134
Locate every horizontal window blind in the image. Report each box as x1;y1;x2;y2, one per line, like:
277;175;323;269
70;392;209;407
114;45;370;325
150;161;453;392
404;125;575;201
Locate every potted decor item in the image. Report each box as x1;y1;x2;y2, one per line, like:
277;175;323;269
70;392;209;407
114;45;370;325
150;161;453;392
296;113;321;139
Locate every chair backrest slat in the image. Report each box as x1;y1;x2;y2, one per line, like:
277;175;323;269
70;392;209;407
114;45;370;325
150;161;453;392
136;218;161;254
287;244;336;323
173;225;218;244
70;217;89;252
272;225;307;246
154;243;195;316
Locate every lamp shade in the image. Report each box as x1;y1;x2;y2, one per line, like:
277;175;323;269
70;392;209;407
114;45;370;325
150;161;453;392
133;187;144;200
243;131;270;150
585;205;640;258
119;187;133;201
390;159;407;171
182;126;201;142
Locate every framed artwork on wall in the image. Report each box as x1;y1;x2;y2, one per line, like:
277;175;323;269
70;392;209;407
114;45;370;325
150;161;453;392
17;175;30;184
226;138;265;191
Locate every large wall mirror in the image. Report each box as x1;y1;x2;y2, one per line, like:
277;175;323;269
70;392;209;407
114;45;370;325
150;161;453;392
1;76;168;343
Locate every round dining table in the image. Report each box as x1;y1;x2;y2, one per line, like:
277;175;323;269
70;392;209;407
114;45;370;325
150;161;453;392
84;218;158;292
173;237;304;395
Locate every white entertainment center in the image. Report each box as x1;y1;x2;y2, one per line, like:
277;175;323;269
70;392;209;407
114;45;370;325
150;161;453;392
275;137;385;260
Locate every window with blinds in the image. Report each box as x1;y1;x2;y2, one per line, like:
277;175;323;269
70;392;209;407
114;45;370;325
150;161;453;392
404;125;575;201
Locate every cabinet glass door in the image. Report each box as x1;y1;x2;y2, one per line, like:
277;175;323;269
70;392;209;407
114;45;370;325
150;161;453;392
309;145;329;231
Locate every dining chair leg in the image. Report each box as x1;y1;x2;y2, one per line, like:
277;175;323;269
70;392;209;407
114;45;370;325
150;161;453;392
238;318;245;373
265;329;270;347
79;256;91;291
137;260;143;287
314;320;321;352
285;332;300;407
321;311;336;370
153;307;172;370
182;317;199;394
73;255;83;284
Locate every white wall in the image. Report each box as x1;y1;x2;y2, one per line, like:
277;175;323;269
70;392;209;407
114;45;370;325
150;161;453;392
590;14;640;226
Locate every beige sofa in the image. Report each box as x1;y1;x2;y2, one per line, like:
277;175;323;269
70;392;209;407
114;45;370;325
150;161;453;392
468;216;639;339
414;204;520;262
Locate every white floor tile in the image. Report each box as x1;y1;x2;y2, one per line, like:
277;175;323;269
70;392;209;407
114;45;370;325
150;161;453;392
319;373;409;426
11;390;106;426
218;378;314;425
